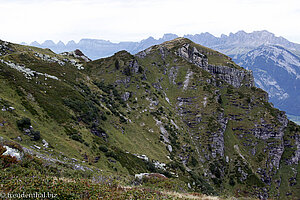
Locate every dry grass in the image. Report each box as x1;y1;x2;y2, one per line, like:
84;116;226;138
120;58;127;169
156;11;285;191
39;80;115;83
163;191;220;200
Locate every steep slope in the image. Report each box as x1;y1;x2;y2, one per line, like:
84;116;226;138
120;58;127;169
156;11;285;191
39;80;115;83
184;31;300;123
235;45;300;116
0;38;299;199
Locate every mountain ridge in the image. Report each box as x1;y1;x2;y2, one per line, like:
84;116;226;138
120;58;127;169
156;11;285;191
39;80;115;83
1;38;299;199
24;30;300;122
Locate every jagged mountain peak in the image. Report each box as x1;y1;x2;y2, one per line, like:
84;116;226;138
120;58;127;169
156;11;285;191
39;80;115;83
30;41;40;46
161;33;178;41
78;38;112;45
41;40;56;46
57;41;65;46
229;30;247;36
66;40;76;46
140;36;156;43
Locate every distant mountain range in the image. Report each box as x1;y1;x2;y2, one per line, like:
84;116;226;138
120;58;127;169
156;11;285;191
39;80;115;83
25;33;179;60
25;30;300;60
24;30;300;118
235;45;300;116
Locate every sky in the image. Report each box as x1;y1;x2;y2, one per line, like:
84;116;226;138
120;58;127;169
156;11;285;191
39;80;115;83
1;0;300;44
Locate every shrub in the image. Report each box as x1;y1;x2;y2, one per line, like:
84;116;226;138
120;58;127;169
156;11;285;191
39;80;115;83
2;141;23;152
99;145;108;152
229;177;235;186
17;117;31;130
32;131;41;141
63;98;100;124
227;87;233;94
100;115;107;121
0;144;19;169
21;100;38;115
70;134;84;143
84;142;89;147
146;161;156;172
0;155;18;168
238;91;245;98
0;145;6;156
115;59;120;69
218;96;223;104
189;156;198;167
104;151;118;160
123;66;131;76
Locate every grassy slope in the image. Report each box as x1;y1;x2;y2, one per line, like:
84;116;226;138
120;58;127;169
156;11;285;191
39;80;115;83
0;38;299;199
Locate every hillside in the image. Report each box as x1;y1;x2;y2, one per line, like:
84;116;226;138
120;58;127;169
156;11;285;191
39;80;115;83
26;31;300;123
0;38;299;199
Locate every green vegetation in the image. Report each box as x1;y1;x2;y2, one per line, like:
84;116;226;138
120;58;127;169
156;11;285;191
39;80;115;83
0;38;299;199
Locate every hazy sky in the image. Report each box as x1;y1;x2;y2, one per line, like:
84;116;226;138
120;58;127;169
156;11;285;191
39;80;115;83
1;0;300;44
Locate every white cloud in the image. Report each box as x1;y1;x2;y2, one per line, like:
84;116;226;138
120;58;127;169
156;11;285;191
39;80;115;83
0;0;299;43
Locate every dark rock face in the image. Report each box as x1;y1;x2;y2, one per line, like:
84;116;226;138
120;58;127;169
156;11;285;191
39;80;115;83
240;113;289;186
206;64;254;88
176;44;208;67
74;49;85;57
210;113;227;158
176;43;254;88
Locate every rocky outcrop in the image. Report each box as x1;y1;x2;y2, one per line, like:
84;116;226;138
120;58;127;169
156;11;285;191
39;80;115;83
2;145;23;161
0;40;14;56
291;135;300;165
135;47;153;58
0;59;59;80
206;64;254;88
176;43;254;88
252;114;288;185
210;113;228;158
176;44;208;68
60;49;91;62
35;52;66;66
121;92;131;101
168;66;178;85
251;113;288;140
123;59;140;75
